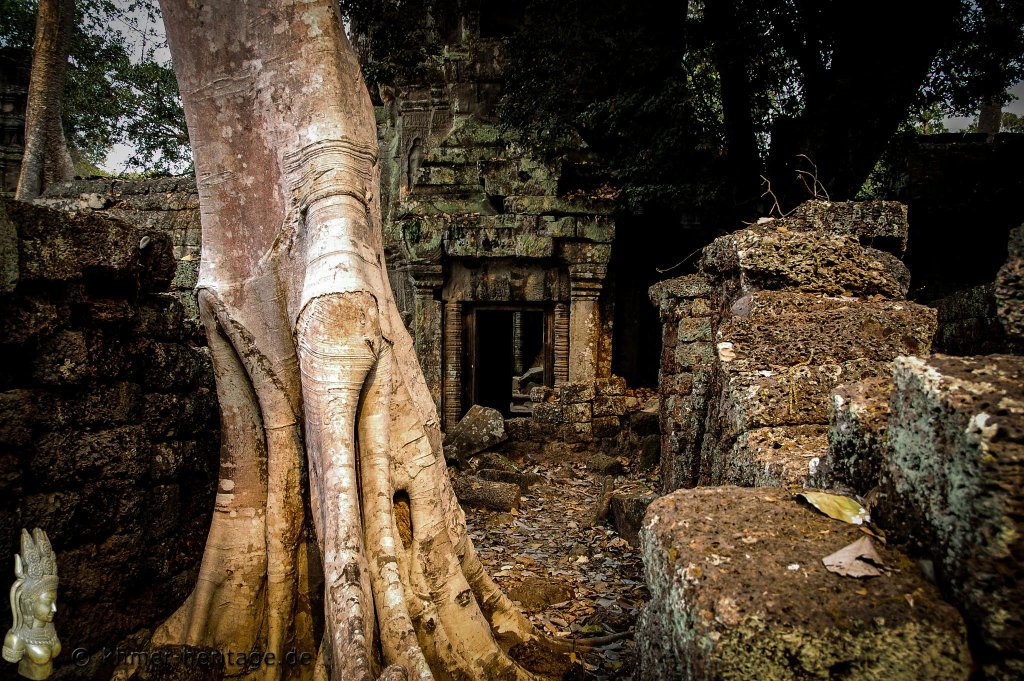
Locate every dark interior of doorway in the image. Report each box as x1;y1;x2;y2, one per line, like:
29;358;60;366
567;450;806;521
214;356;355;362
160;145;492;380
472;308;546;417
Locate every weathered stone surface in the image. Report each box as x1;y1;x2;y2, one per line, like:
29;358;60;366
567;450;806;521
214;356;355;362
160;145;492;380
700;223;911;298
884;354;1024;678
0;199;219;681
477;468;539;492
609;492;656;547
696;290;934;491
648;275;713;312
994;225;1023;341
586;453;624;476
791;199;909;255
559;382;595;403
5;200;140;281
475;451;519;473
0;201;18;293
719;292;935;366
719;425;829;488
933;284;1013;355
452;475;520;511
443;404;507;465
637;487;972;681
507;577;574;612
819;376;893;495
591;415;620;438
593;395;625;417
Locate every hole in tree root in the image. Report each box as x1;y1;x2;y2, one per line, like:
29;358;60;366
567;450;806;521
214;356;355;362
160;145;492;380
394;491;412;549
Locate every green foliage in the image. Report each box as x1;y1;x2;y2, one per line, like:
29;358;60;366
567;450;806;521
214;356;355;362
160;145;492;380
966;108;1024;132
338;0;438;94
499;0;728;214
921;0;1024;116
0;0;190;174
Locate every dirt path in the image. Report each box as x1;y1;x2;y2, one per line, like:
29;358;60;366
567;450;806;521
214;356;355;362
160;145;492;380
459;460;655;678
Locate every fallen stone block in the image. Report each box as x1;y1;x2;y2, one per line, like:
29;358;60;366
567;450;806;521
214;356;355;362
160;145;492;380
452;476;520;512
699;222;911;298
609;492;657;547
443;404;507;466
475;451;519;473
476;468;540;493
819;376;893;495
636;486;972;681
586;453;624;476
885;354;1024;678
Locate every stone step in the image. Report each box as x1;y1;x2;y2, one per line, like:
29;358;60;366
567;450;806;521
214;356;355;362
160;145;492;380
636;486;973;681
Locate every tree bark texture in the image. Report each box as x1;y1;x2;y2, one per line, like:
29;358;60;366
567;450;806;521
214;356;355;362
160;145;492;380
15;0;74;200
154;1;568;679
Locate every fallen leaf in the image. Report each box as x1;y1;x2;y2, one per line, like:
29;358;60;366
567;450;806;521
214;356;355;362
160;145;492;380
798;491;870;525
822;537;887;578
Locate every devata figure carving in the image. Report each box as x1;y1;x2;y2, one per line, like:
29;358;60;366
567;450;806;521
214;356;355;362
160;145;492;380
3;529;60;680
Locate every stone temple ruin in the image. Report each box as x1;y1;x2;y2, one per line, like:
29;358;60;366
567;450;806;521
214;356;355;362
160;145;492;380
641;204;1023;679
2;7;1024;681
375;16;617;431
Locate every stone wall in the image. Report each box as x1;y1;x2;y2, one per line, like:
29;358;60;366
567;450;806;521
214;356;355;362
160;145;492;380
0;200;218;681
652;200;936;494
375;28;617;427
500;376;659;462
932;283;1017;355
648;276;714;492
36;177;202;332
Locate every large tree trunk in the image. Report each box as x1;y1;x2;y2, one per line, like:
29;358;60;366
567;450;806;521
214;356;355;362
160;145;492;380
153;1;569;679
765;0;958;207
16;0;74;201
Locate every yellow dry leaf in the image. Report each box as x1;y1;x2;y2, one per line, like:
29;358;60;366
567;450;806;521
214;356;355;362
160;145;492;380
797;491;869;525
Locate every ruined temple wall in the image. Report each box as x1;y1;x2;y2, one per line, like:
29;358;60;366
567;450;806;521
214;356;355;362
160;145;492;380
652;200;937;494
0;200;218;681
36;177;202;331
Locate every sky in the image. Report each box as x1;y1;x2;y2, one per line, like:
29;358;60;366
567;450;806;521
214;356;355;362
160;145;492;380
944;80;1024;131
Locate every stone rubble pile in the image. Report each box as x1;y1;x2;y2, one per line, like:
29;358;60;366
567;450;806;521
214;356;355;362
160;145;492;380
640;202;1024;679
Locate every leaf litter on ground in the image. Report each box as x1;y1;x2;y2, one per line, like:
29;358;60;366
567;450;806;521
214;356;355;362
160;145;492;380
456;458;655;678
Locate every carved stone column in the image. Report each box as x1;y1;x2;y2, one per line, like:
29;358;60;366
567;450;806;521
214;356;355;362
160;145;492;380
409;264;443;415
443;299;463;430
512;310;524;375
553;302;569;385
568;264;606;384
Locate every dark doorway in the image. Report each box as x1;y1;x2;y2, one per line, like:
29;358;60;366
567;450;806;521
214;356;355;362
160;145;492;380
466;306;550;417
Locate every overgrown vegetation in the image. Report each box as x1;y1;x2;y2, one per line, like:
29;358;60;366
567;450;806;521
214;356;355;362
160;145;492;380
0;0;190;174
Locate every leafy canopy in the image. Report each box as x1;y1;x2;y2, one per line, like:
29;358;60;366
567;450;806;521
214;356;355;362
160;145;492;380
0;0;190;174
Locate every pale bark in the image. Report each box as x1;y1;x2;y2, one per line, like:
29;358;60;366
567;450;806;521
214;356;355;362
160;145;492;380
153;1;571;678
16;0;75;201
